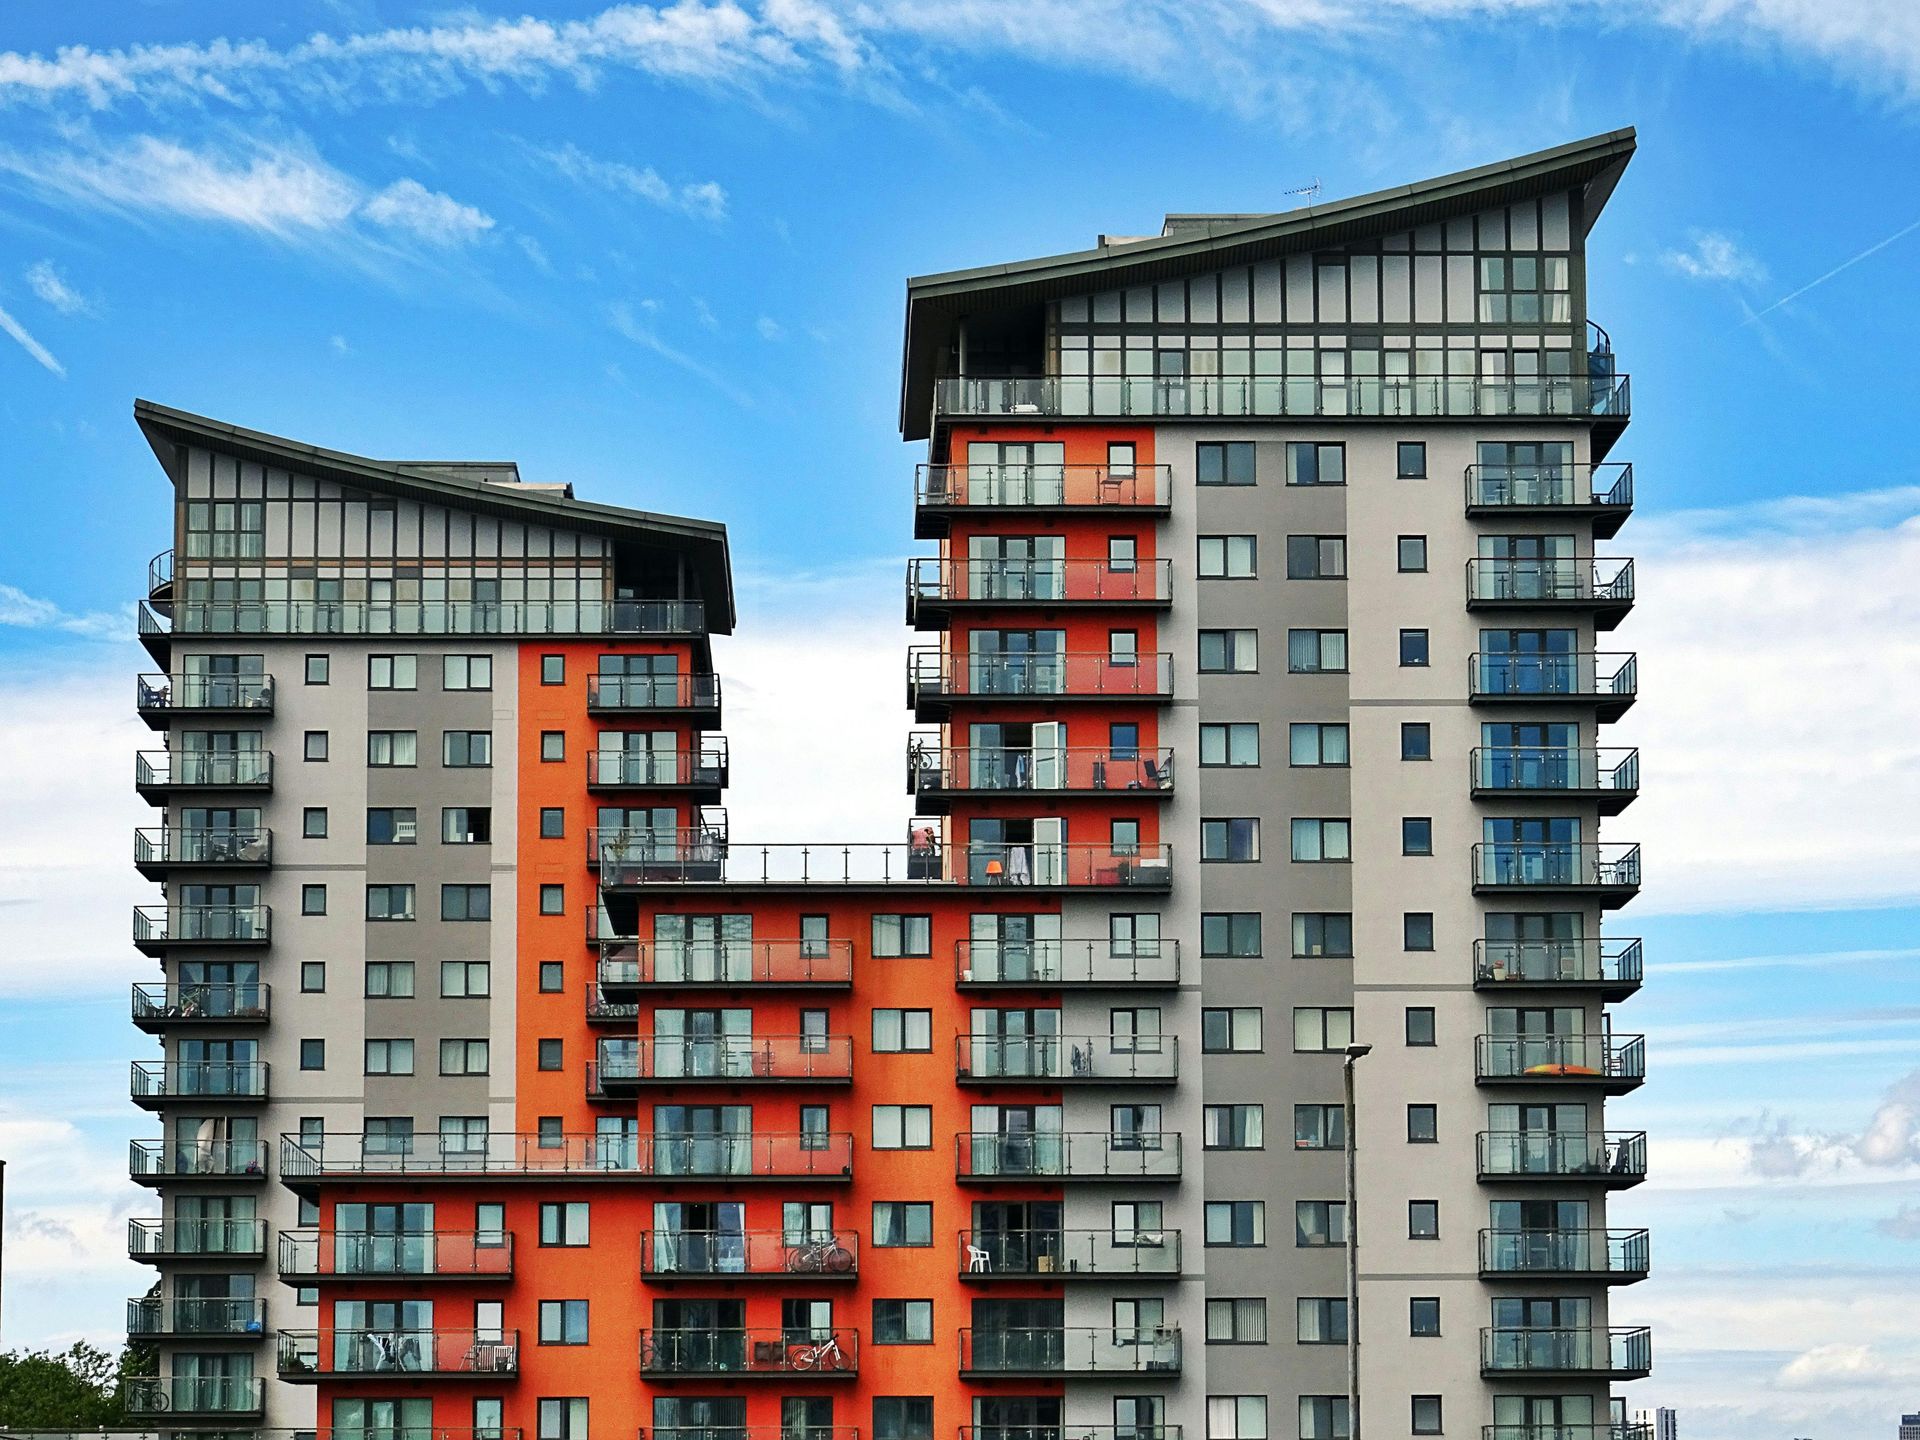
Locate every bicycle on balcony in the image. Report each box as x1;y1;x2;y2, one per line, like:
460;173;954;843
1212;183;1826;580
784;1233;854;1274
786;1332;850;1371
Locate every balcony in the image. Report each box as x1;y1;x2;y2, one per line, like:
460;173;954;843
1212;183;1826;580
590;1034;854;1092
133;904;272;955
1468;652;1637;722
1484;1429;1652;1440
593;936;854;992
134;826;273;876
129;1216;267;1262
1467;558;1635;630
907;558;1172;628
587;672;723;723
586;740;729;796
956;1131;1182;1183
278;1329;520;1381
934;372;1630;426
909;738;1174;813
1478;1228;1650;1282
136;671;275;727
131;1137;270;1184
959;1228;1182;1280
639;1328;859;1379
1471;749;1638;813
913;463;1172;537
131;1061;270;1108
132;982;271;1030
599;837;1172;891
135;749;273;799
957;1326;1182;1377
1477;1130;1647;1187
1471;843;1641;906
1465;461;1634;538
280;1130;855;1184
586;984;639;1025
964;1429;1182;1440
956;939;1180;989
124;1377;263;1420
1479;1326;1652;1379
956;1034;1178;1085
1473;939;1643;1000
909;648;1174;720
589;813;728;869
278;1229;515;1280
1476;1034;1645;1093
128;1295;267;1340
158;595;706;639
639;1229;859;1281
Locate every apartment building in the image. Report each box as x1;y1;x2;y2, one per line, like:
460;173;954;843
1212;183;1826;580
123;128;1648;1440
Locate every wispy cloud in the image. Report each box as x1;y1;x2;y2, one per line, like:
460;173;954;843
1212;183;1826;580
755;314;786;340
608;300;754;407
23;258;94;315
0;582;126;637
1742;213;1920;325
0;301;65;377
532;141;727;220
359;177;494;244
1663;229;1767;285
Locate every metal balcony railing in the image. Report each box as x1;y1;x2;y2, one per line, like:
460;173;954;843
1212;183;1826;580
135;827;272;868
588;816;728;868
958;1326;1182;1375
591;1035;854;1087
130;1137;269;1181
124;1377;263;1417
592;936;854;989
956;1131;1182;1182
278;1329;520;1377
587;672;722;713
599;837;1172;888
1473;938;1643;993
132;982;271;1025
959;1228;1182;1278
956;1034;1178;1083
133;905;272;946
639;1230;858;1279
1468;652;1637;707
1465;461;1634;513
1466;558;1635;607
639;1327;859;1376
586;740;729;789
129;1216;267;1260
1478;1227;1651;1278
135;672;274;713
127;1295;266;1338
278;1228;515;1278
1471;748;1638;801
1475;1033;1646;1087
908;558;1173;608
131;1061;269;1103
955;939;1180;987
280;1130;855;1181
1472;843;1641;893
135;750;273;788
915;463;1172;510
1484;1427;1653;1440
147;547;174;602
963;1429;1181;1440
1477;1130;1647;1182
161;597;706;638
910;648;1175;703
910;740;1174;795
1480;1326;1652;1377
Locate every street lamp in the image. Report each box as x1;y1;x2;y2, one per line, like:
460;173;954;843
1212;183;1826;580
1343;1043;1372;1440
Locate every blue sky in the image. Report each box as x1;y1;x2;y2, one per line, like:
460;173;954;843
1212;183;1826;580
3;3;1920;1435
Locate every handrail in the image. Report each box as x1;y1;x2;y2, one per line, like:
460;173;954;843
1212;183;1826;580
1466;557;1635;604
587;672;722;710
955;1033;1178;1082
909;646;1175;700
1476;1130;1647;1178
135;750;273;787
1480;1325;1652;1374
592;1034;854;1084
131;1060;270;1099
1478;1227;1650;1275
1464;461;1633;510
278;1328;520;1376
132;981;271;1021
592;937;855;988
586;740;729;787
1467;652;1637;699
161;597;706;637
958;1325;1183;1373
280;1130;856;1180
1469;748;1638;793
1471;843;1641;889
129;1216;268;1257
915;463;1173;509
1475;1033;1645;1081
133;904;272;944
135;828;273;866
1472;938;1642;987
910;741;1175;794
601;839;1172;887
639;1327;860;1374
130;1137;270;1179
908;557;1173;604
954;939;1180;987
278;1228;515;1277
124;1377;263;1415
957;1227;1182;1275
135;672;274;710
127;1295;267;1335
955;1131;1182;1180
638;1229;859;1277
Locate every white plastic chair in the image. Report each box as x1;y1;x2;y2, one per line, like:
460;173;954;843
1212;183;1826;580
966;1245;992;1273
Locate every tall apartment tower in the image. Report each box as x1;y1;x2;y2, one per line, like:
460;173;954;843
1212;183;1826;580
123;130;1648;1440
1900;1412;1919;1440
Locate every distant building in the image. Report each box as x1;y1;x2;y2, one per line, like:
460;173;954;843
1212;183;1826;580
1654;1408;1678;1440
1898;1411;1920;1440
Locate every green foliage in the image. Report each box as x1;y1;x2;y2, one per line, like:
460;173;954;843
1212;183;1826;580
0;1341;135;1428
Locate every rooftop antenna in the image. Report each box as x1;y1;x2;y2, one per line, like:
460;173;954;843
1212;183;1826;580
1284;177;1322;206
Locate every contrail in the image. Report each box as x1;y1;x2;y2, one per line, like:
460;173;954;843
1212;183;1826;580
0;298;64;376
1742;214;1920;325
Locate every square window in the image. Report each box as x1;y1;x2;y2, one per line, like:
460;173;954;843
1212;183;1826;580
1396;441;1427;478
873;1398;934;1440
539;961;565;993
1404;912;1435;951
1200;723;1260;767
1405;1008;1436;1046
1399;629;1430;667
1285;441;1344;487
1199;628;1258;673
1400;723;1431;760
537;1116;564;1149
1197;440;1256;486
441;884;492;921
300;962;326;993
1292;913;1353;958
442;807;491;845
365;884;417;921
301;884;327;916
1201;912;1261;958
1397;535;1428;572
1402;817;1433;855
541;731;566;762
304;654;330;685
538;1299;589;1345
540;1201;591;1245
539;884;565;916
1409;1200;1439;1239
299;1038;325;1070
365;961;415;998
367;807;418;845
540;807;566;839
443;655;494;692
303;807;328;838
304;731;328;762
537;1039;563;1071
541;654;566;685
368;655;417;690
1108;536;1137;572
1201;818;1261;862
872;1105;932;1149
1407;1104;1438;1143
1409;1297;1441;1336
873;1202;933;1247
872;1299;934;1344
1412;1396;1442;1435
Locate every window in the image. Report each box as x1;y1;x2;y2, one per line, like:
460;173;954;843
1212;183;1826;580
1286;629;1347;673
1399;629;1430;667
1202;1008;1263;1053
1197;440;1255;485
366;731;416;767
540;1202;590;1246
1295;1201;1347;1247
537;1399;587;1440
873;1105;932;1149
365;885;415;921
1285;442;1344;486
443;655;493;691
1200;723;1259;767
1207;1298;1267;1343
538;1299;589;1345
300;1039;325;1071
443;807;491;844
301;884;327;916
439;884;491;921
1400;723;1431;760
1396;441;1427;478
1479;252;1572;323
1204;1104;1263;1149
1110;818;1140;857
1397;535;1428;572
873;1398;933;1440
872;1299;933;1344
1199;535;1258;579
1291;912;1353;958
539;884;565;916
1404;912;1435;951
185;499;265;558
1201;818;1260;862
1405;1008;1436;1046
872;1010;932;1053
1109;537;1137;572
1296;1298;1348;1344
541;731;566;762
368;655;417;690
539;808;566;839
365;961;415;998
1207;1396;1267;1440
1204;1201;1264;1246
538;962;565;993
1407;1104;1438;1143
537;1116;563;1149
1286;535;1346;579
1409;1298;1440;1336
537;1039;563;1071
441;1039;490;1076
1288;723;1348;767
443;731;493;767
303;807;328;838
540;654;566;685
1294;1105;1345;1150
799;1102;831;1149
872;1203;932;1247
1109;722;1140;759
1411;1398;1442;1436
1290;819;1351;862
1299;1398;1348;1440
304;731;329;762
1293;1007;1354;1052
1108;629;1137;664
872;915;932;958
1201;912;1261;958
365;1039;415;1075
441;961;490;998
1198;628;1258;673
304;655;329;685
1402;817;1433;855
367;808;418;845
300;962;326;993
1409;1201;1440;1238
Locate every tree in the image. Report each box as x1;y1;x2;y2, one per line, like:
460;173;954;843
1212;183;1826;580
0;1341;132;1428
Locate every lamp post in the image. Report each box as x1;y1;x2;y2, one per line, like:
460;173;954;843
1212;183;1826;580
1343;1042;1372;1440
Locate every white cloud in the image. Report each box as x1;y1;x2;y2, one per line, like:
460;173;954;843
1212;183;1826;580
1662;229;1767;284
0;581;123;637
755;314;786;341
1875;1203;1920;1239
608;299;755;407
24;257;94;315
360;177;494;244
329;333;351;355
0;299;65;377
533;141;728;220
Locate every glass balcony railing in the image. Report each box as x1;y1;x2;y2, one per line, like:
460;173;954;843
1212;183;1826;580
1478;1227;1650;1279
956;939;1180;988
132;982;270;1025
910;740;1174;796
135;672;275;714
956;1131;1182;1182
1471;749;1638;801
639;1229;858;1279
129;1216;267;1260
591;935;854;989
131;1061;270;1104
639;1328;859;1376
131;1137;269;1182
959;1227;1182;1278
1480;1326;1652;1377
1476;1033;1645;1087
1473;938;1643;994
1472;843;1641;894
1465;461;1634;514
124;1377;263;1417
599;838;1172;889
278;1228;515;1278
956;1034;1178;1083
1477;1130;1647;1183
1468;652;1637;711
1466;558;1635;610
586;741;729;790
156;596;705;638
964;1429;1181;1440
127;1295;267;1338
278;1329;520;1378
135;750;273;788
907;558;1173;610
586;672;722;714
1484;1427;1653;1440
591;1035;854;1088
915;463;1172;511
133;905;272;947
958;1326;1182;1375
588;816;728;869
280;1130;855;1182
910;648;1174;704
134;827;273;868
